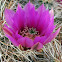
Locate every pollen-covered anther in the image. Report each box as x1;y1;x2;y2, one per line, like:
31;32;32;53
20;27;39;40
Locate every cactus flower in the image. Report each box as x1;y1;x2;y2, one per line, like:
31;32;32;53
3;1;61;50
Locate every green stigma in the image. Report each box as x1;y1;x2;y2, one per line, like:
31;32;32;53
29;28;37;34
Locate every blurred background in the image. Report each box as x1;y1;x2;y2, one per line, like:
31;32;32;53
0;0;62;62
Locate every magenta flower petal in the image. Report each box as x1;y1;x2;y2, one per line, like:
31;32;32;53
17;37;25;47
43;27;61;45
3;26;19;46
12;31;22;40
35;42;43;50
40;36;46;44
13;4;25;30
6;34;19;46
4;8;15;26
34;36;41;44
23;1;37;28
37;4;46;14
36;4;46;26
31;42;43;50
40;17;56;37
34;36;46;45
17;37;33;48
4;9;19;31
45;25;56;37
37;10;50;33
3;24;13;37
25;37;34;48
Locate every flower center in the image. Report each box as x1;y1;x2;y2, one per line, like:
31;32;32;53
19;27;39;40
